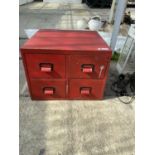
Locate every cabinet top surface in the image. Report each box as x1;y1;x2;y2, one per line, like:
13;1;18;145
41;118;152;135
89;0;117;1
21;29;111;53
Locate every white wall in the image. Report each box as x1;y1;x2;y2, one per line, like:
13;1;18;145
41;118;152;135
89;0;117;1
19;0;34;5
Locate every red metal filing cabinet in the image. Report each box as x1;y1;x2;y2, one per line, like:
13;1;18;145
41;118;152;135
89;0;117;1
20;29;112;100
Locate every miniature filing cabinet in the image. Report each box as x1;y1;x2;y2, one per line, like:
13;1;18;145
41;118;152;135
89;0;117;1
20;29;112;100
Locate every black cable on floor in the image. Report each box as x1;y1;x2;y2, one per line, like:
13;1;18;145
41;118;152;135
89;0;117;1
111;73;135;104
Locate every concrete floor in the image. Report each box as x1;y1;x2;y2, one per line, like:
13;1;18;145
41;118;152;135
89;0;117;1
19;2;135;155
20;98;134;155
19;2;110;37
19;2;135;38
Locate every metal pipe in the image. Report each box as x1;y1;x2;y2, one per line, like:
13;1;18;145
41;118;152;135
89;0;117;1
110;0;128;52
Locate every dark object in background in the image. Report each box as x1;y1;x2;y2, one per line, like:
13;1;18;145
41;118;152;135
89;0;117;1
123;11;135;25
111;73;135;104
85;0;135;8
86;0;112;8
111;52;120;61
127;0;135;7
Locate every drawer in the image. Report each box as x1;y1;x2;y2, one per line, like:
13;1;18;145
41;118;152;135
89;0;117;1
25;54;65;79
69;79;105;99
30;79;66;100
69;55;108;79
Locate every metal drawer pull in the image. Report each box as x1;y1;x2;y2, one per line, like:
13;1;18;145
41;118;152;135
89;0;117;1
81;64;94;73
83;67;92;73
43;87;55;95
80;87;91;95
40;63;53;72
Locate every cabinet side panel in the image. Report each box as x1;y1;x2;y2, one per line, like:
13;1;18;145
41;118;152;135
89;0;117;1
20;50;33;99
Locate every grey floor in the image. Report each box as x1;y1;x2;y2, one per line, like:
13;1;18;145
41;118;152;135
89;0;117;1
19;2;135;155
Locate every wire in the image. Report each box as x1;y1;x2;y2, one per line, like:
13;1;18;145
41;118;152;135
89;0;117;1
118;95;135;104
111;73;135;104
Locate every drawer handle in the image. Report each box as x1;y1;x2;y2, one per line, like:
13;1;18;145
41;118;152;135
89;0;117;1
43;87;55;95
81;64;94;73
40;63;53;72
80;87;91;95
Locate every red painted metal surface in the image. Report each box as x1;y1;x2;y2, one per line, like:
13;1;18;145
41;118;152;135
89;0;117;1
20;29;112;100
69;79;105;99
25;54;65;79
69;55;108;79
30;79;66;100
21;29;111;52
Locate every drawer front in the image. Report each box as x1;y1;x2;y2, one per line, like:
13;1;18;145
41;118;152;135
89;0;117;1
69;79;105;99
69;55;108;79
25;54;65;79
30;79;66;99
